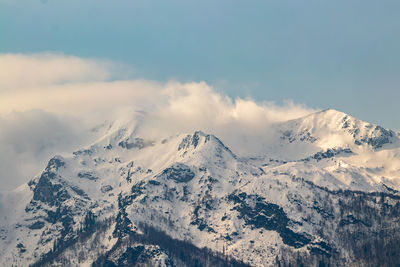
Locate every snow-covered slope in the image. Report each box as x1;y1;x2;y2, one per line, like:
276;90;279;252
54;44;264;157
1;109;400;266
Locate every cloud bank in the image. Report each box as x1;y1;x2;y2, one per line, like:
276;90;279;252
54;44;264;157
0;53;317;190
0;53;115;90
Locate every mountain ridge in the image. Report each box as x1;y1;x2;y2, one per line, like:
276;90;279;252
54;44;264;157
1;109;400;266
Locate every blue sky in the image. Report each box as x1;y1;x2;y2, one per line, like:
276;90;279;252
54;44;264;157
1;0;400;129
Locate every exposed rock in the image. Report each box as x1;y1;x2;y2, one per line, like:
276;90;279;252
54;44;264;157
158;163;195;183
28;221;45;230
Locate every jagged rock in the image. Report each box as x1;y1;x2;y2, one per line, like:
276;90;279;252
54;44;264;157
32;172;70;205
28;221;45;230
229;193;311;249
158;163;195;183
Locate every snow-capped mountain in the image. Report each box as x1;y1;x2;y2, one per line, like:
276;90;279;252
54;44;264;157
1;109;400;266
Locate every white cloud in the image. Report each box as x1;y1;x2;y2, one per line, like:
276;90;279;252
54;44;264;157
0;53;317;190
0;110;91;190
140;81;313;136
138;82;316;155
0;53;118;90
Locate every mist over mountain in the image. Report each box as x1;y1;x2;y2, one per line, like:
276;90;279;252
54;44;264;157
1;53;400;267
1;105;400;266
0;53;318;190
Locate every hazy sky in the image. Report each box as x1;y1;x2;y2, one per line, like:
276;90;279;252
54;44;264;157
1;0;400;128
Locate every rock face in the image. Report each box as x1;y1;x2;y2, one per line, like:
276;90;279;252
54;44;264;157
158;163;195;183
229;192;312;249
341;115;395;149
1;109;400;267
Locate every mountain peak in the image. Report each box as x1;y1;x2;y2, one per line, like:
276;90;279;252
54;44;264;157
178;131;208;151
3;108;400;267
278;108;397;151
177;130;237;163
318;108;344;114
305;108;350;122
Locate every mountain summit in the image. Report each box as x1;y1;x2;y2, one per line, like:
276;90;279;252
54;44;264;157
1;109;400;266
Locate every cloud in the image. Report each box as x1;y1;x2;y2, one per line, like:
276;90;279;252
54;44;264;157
140;81;313;136
0;110;92;190
0;80;162;118
0;53;132;90
138;81;316;154
0;53;317;190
